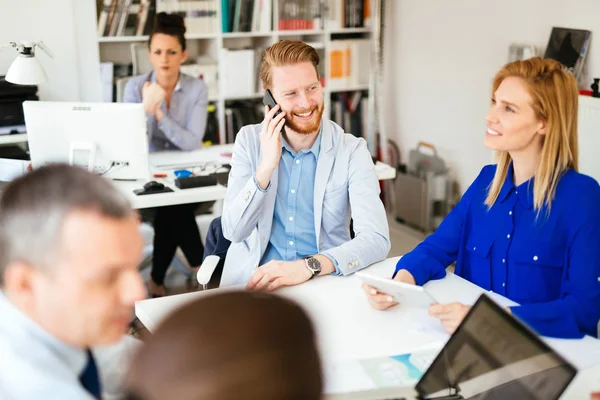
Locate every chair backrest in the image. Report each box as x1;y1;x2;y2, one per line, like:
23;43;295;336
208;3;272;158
203;216;231;260
115;77;132;103
197;216;231;288
130;43;153;76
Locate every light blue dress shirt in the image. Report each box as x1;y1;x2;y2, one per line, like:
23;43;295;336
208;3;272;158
123;71;208;152
395;164;600;338
261;131;321;263
259;130;340;273
0;291;138;399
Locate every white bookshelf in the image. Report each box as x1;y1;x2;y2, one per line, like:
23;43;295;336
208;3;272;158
96;1;373;145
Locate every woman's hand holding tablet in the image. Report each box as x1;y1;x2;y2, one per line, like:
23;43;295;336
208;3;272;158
358;270;437;310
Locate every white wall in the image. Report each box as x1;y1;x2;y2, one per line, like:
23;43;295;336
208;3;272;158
0;0;101;101
388;0;600;193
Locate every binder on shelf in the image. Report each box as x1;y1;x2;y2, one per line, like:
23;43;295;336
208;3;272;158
221;0;230;33
328;39;370;89
220;49;255;98
180;61;219;100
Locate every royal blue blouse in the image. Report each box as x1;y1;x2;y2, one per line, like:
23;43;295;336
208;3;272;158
395;164;600;338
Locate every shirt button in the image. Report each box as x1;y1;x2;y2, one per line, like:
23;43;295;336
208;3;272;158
290;189;296;194
509;211;513;216
295;160;300;164
289;217;294;221
473;247;477;251
515;191;518;195
289;241;294;246
533;255;538;261
502;282;506;287
502;259;506;263
507;234;511;239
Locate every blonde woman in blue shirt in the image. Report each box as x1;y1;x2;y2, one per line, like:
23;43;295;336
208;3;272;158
124;13;208;297
364;57;600;338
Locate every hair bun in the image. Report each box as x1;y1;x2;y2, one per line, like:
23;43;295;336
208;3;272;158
155;12;186;35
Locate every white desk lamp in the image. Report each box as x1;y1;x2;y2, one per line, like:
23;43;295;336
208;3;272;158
1;41;53;85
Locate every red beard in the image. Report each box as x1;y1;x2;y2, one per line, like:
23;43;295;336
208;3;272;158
285;103;325;134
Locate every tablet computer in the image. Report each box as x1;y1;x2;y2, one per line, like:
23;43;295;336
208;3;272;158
356;271;438;309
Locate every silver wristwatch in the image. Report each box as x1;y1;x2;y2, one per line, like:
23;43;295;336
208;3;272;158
304;256;321;279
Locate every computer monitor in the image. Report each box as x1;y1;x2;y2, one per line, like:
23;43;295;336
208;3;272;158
23;101;150;181
415;295;577;400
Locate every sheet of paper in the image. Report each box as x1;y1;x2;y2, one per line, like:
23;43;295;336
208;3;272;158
323;342;445;395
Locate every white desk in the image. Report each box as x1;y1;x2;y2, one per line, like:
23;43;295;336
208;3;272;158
0;133;27;146
116;144;397;209
135;257;600;399
115;145;232;209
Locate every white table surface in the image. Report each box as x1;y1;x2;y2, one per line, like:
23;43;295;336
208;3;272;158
115;144;396;209
135;256;600;399
0;133;27;146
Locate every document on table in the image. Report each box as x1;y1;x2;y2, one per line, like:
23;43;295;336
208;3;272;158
323;341;444;395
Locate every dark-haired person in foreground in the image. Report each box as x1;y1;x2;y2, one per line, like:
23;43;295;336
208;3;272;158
124;12;209;297
126;291;322;400
0;165;146;399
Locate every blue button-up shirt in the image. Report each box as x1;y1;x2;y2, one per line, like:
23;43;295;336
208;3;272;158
261;133;322;265
395;164;600;338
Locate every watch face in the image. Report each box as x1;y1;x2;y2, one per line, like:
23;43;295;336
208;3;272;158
307;257;321;272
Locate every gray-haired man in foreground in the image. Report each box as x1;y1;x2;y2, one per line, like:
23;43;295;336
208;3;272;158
0;165;146;399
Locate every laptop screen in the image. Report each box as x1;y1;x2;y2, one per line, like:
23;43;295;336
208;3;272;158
415;295;577;400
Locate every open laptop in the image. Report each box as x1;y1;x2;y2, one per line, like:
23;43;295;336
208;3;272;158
413;295;577;400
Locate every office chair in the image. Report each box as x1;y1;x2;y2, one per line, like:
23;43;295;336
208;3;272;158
130;43;153;76
115;76;132;103
196;216;231;289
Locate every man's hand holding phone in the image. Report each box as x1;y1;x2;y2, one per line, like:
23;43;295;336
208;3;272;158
255;104;286;190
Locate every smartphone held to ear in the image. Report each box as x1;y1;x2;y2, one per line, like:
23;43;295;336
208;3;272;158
263;89;285;133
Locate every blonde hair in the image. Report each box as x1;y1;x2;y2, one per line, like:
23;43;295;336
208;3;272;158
259;40;320;89
485;57;579;213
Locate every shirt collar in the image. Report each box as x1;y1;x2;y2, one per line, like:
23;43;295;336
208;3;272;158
149;71;183;92
281;124;322;158
498;163;535;209
0;291;88;376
